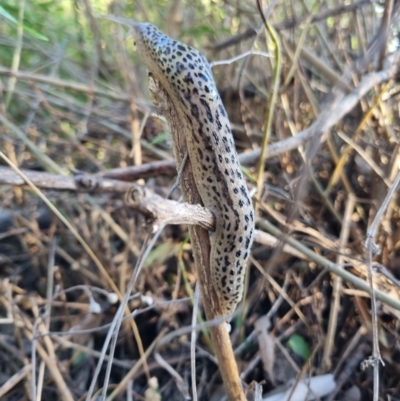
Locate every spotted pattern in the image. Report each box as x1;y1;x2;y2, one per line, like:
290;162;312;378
133;23;254;317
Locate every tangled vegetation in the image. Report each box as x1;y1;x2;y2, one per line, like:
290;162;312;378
0;0;400;400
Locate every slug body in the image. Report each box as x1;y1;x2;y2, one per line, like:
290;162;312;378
126;21;254;317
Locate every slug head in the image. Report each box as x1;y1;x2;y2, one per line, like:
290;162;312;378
103;16;218;101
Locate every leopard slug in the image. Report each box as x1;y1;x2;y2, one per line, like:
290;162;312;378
115;18;254;317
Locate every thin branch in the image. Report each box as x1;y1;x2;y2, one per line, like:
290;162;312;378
210;50;269;68
206;0;374;51
365;171;400;258
364;170;400;400
0;151;118;292
191;283;200;401
378;0;394;70
238;55;399;165
255;0;282;209
99;151;191;401
0;166;131;193
125;182;305;258
146;63;247;400
0;152;147;375
257;219;400;311
0;66;133;102
125;182;400;311
4;55;397;174
322;194;355;370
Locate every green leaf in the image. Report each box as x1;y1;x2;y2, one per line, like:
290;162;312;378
71;349;87;366
150;132;169;145
287;334;311;360
0;5;49;41
0;5;17;23
144;239;181;268
21;24;49;41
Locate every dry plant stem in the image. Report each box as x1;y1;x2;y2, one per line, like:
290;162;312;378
126;183;304;257
179;160;245;398
31;298;68;401
103;215;188;400
99;160;176;180
127;185;400;309
29;337;74;401
239;56;398;166
85;196;141;256
255;1;282;209
35;239;57;401
209;50;270;67
0;113;65;174
0;153;122;295
280;88;345;230
0;281;13;325
0;66;132;102
337;130;391;187
257;219;400;311
365;171;400;401
105;328;168;401
17;308;74;401
326;328;368;401
152;81;245;400
206;0;372;51
126;184;215;231
378;0;394;69
0;165;159;193
96;232;159;401
191;283;200;401
35;339;46;400
127;381;133;401
0;152;150;395
102;160;190;401
87;232;151;401
0;365;31;398
281;32;352;92
1;56;394;190
366;171;400;277
322;194;355;371
154;353;189;398
282;11;314;88
326;83;389;195
30;325;37;399
5;0;24;108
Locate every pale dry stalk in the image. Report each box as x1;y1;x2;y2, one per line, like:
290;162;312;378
150;78;246;400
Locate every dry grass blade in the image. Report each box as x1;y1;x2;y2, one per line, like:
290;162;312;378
322;194;355;370
2;1;400;399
